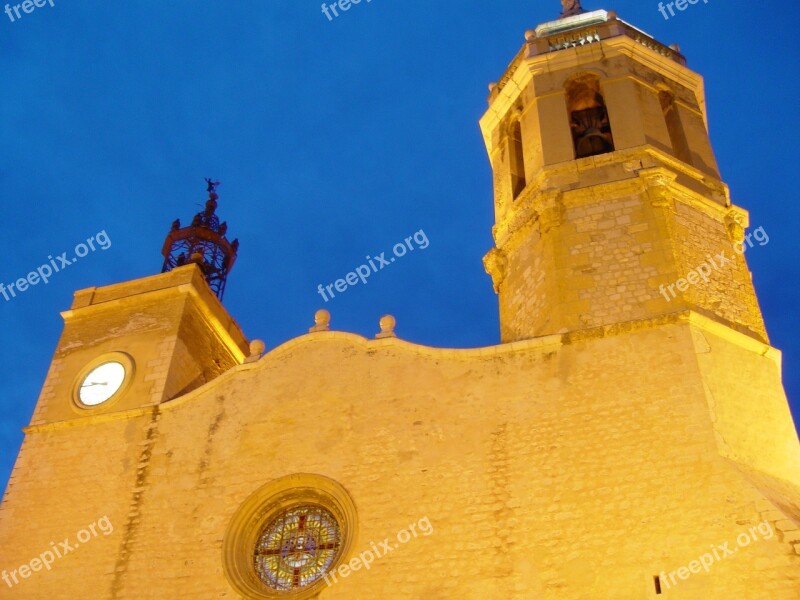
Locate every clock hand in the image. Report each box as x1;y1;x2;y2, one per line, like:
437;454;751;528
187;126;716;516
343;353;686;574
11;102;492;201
82;381;108;387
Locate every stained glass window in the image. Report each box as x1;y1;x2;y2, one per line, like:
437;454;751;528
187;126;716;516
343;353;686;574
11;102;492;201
254;505;342;591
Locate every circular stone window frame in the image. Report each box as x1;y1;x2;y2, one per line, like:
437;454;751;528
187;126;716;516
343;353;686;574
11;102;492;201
222;474;358;600
71;351;136;413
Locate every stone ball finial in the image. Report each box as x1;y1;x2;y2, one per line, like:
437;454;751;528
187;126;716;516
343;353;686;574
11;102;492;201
244;339;266;363
376;314;397;339
524;30;536;41
250;339;265;357
309;309;331;333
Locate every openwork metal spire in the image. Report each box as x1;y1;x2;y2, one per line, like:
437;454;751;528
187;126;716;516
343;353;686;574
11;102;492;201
161;178;239;300
560;0;586;18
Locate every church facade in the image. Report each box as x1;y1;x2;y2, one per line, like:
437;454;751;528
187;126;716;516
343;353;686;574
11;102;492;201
1;5;799;599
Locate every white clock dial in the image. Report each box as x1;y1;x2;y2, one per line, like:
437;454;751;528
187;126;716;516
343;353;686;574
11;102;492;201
78;362;126;406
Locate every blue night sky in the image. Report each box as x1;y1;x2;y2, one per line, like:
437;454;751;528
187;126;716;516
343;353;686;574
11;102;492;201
1;1;798;494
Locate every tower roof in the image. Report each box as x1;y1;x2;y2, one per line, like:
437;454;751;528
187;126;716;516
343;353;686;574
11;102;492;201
489;7;685;103
160;179;239;300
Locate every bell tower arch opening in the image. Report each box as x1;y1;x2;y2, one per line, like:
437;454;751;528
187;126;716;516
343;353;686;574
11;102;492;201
658;88;693;165
508;118;527;199
565;73;614;159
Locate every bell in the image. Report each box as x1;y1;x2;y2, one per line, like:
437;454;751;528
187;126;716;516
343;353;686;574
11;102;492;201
576;129;613;158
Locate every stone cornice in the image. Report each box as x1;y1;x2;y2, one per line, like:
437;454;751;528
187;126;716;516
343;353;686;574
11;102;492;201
23;311;777;434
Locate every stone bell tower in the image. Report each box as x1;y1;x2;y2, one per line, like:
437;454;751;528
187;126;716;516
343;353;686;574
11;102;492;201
481;5;766;344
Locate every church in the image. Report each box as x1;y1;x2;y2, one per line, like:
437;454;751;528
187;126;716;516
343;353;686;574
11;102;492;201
1;2;799;598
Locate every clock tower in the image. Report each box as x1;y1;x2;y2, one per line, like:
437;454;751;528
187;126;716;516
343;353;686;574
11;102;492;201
29;184;249;426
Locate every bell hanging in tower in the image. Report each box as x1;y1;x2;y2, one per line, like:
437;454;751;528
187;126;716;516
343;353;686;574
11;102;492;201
161;178;239;300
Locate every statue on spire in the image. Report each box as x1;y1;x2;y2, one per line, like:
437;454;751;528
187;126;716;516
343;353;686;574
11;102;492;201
560;0;585;18
205;178;221;201
205;178;221;194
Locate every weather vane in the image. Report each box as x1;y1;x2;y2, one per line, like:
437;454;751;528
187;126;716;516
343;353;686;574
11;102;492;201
560;0;585;17
205;178;221;194
205;177;221;202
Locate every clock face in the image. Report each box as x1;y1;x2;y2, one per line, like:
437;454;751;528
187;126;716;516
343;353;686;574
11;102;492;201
78;362;127;406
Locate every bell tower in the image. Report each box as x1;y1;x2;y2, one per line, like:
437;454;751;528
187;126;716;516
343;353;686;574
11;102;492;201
481;5;766;343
